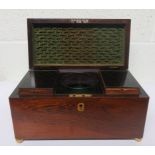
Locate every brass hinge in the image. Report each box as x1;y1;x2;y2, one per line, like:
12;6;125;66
69;94;92;97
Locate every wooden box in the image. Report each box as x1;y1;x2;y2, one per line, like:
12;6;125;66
9;19;149;142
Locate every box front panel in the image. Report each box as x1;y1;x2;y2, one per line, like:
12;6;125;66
10;97;148;139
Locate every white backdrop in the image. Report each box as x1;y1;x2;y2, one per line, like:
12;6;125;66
0;9;155;145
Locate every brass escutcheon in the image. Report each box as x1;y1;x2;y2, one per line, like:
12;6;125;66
77;103;85;112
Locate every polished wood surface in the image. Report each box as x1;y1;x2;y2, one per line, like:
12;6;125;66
10;97;148;139
9;70;149;140
9;70;148;98
105;87;140;96
9;19;149;140
19;88;53;97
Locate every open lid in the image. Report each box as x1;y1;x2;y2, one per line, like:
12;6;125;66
27;19;130;70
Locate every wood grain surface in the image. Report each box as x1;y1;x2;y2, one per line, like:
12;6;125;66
10;97;148;140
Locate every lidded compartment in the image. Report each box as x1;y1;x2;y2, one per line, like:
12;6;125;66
27;19;130;70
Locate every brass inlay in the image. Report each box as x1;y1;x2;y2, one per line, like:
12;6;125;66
71;19;89;23
69;94;92;97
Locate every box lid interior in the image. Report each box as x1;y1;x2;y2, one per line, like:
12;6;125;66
28;19;130;70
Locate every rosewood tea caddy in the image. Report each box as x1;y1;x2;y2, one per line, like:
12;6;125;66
9;19;149;143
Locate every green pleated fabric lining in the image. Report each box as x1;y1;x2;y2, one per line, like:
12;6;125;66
32;26;125;66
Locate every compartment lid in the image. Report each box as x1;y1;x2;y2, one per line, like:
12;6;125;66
27;19;130;70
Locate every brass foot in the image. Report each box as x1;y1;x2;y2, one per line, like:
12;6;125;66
135;138;142;142
16;138;24;143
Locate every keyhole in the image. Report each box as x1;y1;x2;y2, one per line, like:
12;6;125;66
77;103;85;112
